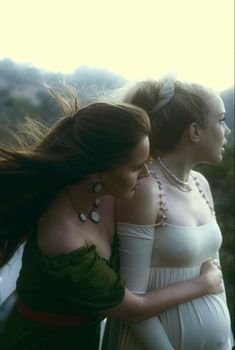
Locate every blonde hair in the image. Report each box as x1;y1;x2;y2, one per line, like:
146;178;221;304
123;79;216;156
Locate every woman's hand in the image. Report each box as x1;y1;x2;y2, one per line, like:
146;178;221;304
199;259;223;294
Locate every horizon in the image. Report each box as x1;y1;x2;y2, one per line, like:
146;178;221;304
0;0;234;91
0;57;234;93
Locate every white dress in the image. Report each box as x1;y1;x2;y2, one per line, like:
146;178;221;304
102;176;233;350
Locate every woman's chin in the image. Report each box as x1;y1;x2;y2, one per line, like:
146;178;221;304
208;152;224;164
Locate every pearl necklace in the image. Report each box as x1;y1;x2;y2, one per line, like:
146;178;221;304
157;156;192;192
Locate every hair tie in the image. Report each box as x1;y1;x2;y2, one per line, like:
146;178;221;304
151;74;177;114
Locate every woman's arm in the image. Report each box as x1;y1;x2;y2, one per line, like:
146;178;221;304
102;174;223;349
103;177;223;323
104;258;222;323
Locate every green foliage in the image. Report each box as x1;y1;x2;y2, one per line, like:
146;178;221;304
196;144;235;333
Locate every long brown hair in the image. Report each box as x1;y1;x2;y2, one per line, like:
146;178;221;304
0;95;150;267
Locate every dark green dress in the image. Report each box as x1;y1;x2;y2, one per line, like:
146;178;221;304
4;229;125;350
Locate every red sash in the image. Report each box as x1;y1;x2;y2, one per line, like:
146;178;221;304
16;300;91;327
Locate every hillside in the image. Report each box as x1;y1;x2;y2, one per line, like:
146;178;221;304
0;59;234;140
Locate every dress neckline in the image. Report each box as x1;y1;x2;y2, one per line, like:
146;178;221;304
157;216;216;230
150;170;215;227
29;223;117;266
117;216;216;229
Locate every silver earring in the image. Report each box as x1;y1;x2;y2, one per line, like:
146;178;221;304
92;180;104;193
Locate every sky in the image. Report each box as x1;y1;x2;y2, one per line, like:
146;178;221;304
0;0;234;91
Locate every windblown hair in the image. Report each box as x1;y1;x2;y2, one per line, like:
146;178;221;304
123;79;216;157
0;92;150;267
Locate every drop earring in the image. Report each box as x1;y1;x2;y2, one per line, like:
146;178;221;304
92;180;104;193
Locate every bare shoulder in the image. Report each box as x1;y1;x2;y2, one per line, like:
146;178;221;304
192;170;210;191
192;170;214;204
37;211;85;257
116;175;160;225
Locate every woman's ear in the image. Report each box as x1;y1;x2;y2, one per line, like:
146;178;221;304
86;173;104;193
188;122;201;143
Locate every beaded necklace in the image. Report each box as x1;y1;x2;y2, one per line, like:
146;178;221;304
150;170;215;227
65;188;101;224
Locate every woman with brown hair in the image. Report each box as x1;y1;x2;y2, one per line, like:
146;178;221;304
0;91;223;350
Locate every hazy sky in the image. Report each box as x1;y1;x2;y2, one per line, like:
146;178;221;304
0;0;234;90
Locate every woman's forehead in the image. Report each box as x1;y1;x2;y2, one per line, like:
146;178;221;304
207;95;225;116
130;137;150;159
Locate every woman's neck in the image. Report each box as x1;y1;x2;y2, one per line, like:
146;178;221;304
66;180;101;212
152;154;193;182
64;181;103;224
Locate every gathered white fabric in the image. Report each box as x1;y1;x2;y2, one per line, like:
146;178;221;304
150;74;176;114
117;223;154;294
102;171;232;349
107;220;232;350
117;222;175;350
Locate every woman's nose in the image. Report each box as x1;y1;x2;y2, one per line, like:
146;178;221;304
225;123;231;137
